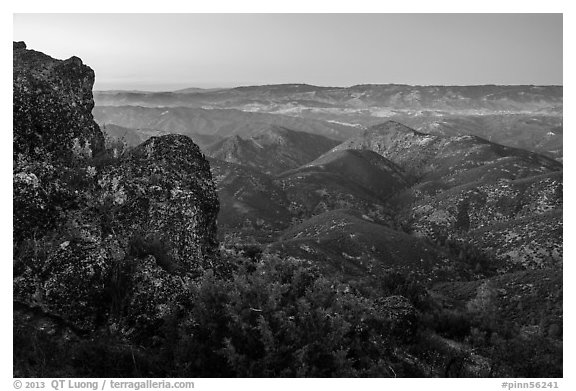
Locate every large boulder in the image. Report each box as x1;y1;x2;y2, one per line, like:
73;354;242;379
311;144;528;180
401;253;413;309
97;134;220;272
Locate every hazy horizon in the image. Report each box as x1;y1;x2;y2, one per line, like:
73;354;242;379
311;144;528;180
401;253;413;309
14;13;563;91
90;81;565;93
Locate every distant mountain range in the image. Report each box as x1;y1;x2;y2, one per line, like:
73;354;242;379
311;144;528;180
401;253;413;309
93;105;359;141
95;83;562;113
94;83;563;160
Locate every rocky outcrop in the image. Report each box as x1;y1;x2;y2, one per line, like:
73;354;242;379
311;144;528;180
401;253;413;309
13;42;220;336
13;41;106;243
98;134;219;271
13;41;104;163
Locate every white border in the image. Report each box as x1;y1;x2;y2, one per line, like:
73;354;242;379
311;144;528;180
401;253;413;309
2;2;572;389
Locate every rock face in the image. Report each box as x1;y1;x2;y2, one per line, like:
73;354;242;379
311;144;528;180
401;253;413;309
13;41;105;163
13;41;105;243
13;42;220;335
98;134;219;271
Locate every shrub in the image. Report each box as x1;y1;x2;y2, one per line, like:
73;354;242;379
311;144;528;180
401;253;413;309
488;335;563;377
166;255;398;377
127;233;177;273
380;271;430;309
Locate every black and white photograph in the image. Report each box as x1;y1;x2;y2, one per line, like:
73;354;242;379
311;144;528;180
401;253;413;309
9;6;568;382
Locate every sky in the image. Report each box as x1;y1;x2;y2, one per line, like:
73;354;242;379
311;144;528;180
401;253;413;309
13;13;563;91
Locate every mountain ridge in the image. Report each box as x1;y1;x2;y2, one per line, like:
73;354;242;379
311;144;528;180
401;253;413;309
205;125;340;174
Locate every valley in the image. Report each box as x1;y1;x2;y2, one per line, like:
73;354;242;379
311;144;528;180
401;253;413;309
96;87;564;375
94;83;564;375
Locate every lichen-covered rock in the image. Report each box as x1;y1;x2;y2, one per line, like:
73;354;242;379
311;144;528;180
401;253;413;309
13;44;222;337
13;170;50;237
40;241;113;331
14;238;114;331
120;255;192;342
12;157;80;243
98;134;220;272
13;41;105;243
13;41;104;163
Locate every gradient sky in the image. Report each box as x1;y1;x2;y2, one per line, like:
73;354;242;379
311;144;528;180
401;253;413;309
13;13;563;91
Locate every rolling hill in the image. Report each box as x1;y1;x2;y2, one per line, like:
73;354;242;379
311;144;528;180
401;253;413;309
319;121;563;272
205;126;340;174
433;268;562;336
209;158;292;243
330;121;561;191
277;149;407;225
267;209;455;288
